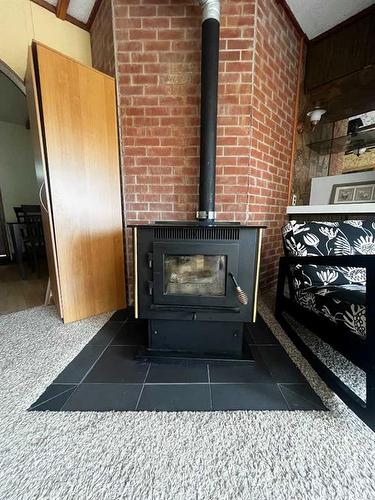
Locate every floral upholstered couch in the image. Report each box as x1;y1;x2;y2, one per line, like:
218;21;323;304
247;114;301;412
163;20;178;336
282;220;375;339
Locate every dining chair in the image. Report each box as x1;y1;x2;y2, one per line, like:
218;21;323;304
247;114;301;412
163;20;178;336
21;205;44;277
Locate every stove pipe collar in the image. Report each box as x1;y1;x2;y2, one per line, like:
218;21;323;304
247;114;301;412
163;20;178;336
198;0;220;23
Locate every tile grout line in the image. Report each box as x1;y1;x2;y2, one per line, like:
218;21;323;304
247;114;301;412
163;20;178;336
37;319;128;411
60;341;116;411
30;386;76;410
278;383;326;410
59;321;134;411
60;317;128;385
90;317;128;346
82;313;138;375
78;343;112;384
277;383;292;410
54;382;298;386
207;364;213;410
50;321;129;386
135;363;151;410
91;318;126;338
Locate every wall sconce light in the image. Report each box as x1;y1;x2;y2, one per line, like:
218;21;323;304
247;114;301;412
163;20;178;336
357;147;367;156
307;107;326;129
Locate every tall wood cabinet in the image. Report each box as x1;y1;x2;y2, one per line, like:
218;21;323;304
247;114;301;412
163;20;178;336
26;42;126;323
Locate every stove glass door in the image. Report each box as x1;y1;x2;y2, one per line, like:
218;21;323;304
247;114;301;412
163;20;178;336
164;254;226;297
153;241;239;307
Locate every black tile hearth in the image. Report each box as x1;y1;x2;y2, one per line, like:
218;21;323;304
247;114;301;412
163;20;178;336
209;359;272;384
29;384;76;411
62;383;142;411
146;360;208;384
110;320;148;346
137;384;211;411
87;321;124;347
255;346;306;383
84;346;149;383
246;317;280;345
29;312;326;412
53;346;105;384
211;383;289;411
279;383;327;411
109;309;130;322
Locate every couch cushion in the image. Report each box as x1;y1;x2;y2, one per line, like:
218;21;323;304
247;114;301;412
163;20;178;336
293;284;366;338
283;220;375;288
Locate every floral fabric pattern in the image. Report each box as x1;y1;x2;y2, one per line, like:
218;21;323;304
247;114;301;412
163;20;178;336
282;220;375;338
294;285;366;339
283;220;375;287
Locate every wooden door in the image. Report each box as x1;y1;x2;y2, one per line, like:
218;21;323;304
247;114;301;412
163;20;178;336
27;42;126;322
26;47;63;316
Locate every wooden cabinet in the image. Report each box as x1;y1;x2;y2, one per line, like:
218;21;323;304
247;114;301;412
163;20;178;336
305;9;375;91
26;42;126;323
304;7;375;123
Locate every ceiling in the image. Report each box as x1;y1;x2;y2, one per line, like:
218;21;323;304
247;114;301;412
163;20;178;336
34;0;375;39
44;0;96;23
286;0;375;39
0;73;28;127
32;0;98;30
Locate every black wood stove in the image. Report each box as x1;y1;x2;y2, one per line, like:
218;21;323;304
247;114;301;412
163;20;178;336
132;0;264;357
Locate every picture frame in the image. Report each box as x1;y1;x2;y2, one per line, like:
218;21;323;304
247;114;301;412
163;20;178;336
330;181;375;204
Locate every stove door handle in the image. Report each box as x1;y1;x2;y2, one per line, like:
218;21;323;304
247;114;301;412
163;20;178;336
229;273;248;306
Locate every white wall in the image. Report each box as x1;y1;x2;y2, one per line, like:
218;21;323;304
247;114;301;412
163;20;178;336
310;171;375;205
0;120;39;222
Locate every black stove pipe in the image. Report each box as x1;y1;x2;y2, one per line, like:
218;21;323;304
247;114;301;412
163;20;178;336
197;0;220;224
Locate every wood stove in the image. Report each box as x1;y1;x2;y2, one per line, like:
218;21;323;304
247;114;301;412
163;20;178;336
131;0;264;357
133;223;263;356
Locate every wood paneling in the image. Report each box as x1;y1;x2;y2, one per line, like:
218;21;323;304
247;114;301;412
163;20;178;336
87;0;104;30
308;66;375;123
34;42;126;322
25;47;63;316
306;9;375;91
304;7;375;123
56;0;70;20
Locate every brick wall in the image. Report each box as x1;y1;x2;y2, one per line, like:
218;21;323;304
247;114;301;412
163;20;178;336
249;0;300;284
94;0;301;294
90;0;115;77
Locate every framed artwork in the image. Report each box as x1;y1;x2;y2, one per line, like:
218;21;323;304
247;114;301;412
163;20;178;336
330;181;375;204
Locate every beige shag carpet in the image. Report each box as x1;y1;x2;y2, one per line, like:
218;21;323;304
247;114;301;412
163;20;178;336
0;301;374;499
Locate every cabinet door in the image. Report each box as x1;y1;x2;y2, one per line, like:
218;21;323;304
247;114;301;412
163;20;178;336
26;47;63;317
305;13;374;91
31;42;126;323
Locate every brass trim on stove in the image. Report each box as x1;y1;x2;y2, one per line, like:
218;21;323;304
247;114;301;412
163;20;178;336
133;227;138;319
252;228;262;323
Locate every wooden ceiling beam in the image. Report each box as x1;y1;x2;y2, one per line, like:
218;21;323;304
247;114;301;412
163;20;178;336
30;0;55;15
56;0;70;20
30;0;89;31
